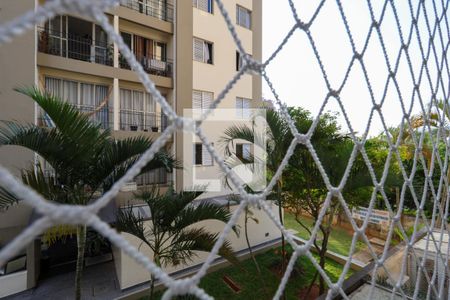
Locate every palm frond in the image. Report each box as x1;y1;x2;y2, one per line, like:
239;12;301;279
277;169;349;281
173;202;233;231
168;227;238;266
0;186;20;210
96;137;177;190
116;206;150;249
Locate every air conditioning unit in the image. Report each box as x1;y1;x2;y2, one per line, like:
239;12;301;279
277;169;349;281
120;182;137;192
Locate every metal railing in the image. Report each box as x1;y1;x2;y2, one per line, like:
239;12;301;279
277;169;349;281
135;168;172;186
119;111;169;133
38;106;112;130
121;0;174;23
119;54;173;78
37;27;113;66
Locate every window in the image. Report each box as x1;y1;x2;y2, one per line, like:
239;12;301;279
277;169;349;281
236;143;251;161
236;5;251;29
44;77;110;128
193;0;213;13
124;32;167;61
236;97;251;118
119;88;156;131
193;38;213;64
194;143;213;166
193;90;213;110
120;32;170;76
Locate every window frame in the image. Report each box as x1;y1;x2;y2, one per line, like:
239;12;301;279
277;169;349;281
193;142;214;166
192;90;214;110
193;37;214;64
235;96;252;118
193;0;213;14
119;87;156;131
236;5;252;29
236;143;251;161
120;30;168;61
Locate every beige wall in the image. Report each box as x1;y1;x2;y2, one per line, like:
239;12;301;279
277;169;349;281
175;0;194;191
176;0;262;196
114;201;280;290
0;0;36;175
0;0;36;238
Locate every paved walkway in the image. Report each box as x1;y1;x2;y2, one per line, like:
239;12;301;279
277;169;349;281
4;262;124;300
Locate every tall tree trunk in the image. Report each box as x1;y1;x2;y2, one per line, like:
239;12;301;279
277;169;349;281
75;225;86;300
276;182;286;300
149;254;160;300
244;209;268;298
318;220;332;295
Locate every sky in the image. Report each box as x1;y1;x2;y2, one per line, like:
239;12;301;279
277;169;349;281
261;1;448;137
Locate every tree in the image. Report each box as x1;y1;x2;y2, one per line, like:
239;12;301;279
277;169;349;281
116;188;238;299
284;108;380;295
0;87;176;300
220;108;293;284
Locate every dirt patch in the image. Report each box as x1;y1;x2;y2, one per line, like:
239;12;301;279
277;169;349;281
298;284;320;300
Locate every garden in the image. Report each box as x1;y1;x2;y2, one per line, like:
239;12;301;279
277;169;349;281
0;89;445;300
149;245;353;300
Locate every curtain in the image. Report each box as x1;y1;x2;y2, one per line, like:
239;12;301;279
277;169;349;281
133;91;144;129
120;88;132;130
134;35;145;62
80;83;95;109
145;38;153;59
95;85;109;128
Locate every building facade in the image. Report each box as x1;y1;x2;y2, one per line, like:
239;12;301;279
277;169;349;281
0;0;265;296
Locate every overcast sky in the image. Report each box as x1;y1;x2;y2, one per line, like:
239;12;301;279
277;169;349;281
261;1;446;137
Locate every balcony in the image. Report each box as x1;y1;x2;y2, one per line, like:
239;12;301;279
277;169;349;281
38;106;112;130
37;27;113;67
135;168;172;186
119;54;173;78
119;111;169;133
121;0;174;23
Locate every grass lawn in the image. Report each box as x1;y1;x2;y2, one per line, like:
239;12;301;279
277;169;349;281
149;246;352;300
284;212;366;256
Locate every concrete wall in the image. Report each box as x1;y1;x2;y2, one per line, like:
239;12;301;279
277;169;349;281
113;201;280;290
0;270;28;298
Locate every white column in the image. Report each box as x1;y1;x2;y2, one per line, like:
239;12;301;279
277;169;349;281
113;15;120;131
114;78;119;131
113;15;119;68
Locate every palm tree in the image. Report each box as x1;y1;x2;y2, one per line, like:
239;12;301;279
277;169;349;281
220;108;293;280
0;87;176;300
116;187;238;299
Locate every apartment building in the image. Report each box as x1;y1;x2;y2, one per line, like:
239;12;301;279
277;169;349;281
0;0;272;296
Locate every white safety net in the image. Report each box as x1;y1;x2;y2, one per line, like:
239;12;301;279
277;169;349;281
0;0;449;299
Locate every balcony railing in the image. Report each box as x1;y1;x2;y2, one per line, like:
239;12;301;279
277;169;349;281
121;0;174;23
38;106;112;130
37;28;113;66
119;111;169;133
136;168;172;186
119;54;173;78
